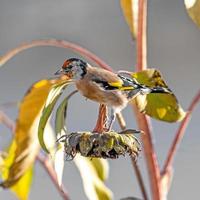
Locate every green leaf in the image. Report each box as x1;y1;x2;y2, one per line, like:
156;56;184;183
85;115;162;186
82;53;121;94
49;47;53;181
38;81;71;153
132;69;186;122
43;122;57;156
74;155;112;200
55;96;68;136
184;0;200;28
55;90;78;138
54;90;77;186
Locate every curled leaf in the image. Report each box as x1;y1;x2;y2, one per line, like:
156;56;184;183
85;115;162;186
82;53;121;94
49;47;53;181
131;69;186;122
120;0;138;38
74;155;113;200
184;0;200;28
53;90;77;186
55;90;78;138
58;129;141;160
38;80;71;153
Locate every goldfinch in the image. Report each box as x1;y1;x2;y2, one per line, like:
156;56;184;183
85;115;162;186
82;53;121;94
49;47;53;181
55;58;170;131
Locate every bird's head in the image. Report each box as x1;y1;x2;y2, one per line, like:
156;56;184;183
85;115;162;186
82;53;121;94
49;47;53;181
55;58;87;80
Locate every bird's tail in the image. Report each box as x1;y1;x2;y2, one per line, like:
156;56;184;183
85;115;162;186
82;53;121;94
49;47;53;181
127;85;172;99
118;74;172;99
150;86;172;93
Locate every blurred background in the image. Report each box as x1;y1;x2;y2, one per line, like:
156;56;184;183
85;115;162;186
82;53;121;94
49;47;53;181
0;0;199;199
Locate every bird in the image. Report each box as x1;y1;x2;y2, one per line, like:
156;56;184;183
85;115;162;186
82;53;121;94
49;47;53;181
55;58;170;131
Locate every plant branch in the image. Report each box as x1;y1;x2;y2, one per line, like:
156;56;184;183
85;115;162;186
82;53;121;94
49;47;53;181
133;0;161;199
136;0;147;70
162;89;200;174
37;154;70;200
0;111;15;132
116;112;126;130
133;107;161;200
131;158;149;200
0;39;112;71
93;104;108;133
0;110;70;200
117;110;148;200
0;101;18;109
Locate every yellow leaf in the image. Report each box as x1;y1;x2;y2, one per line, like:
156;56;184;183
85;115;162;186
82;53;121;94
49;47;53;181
156;108;167;119
184;0;200;27
132;69;186;122
89;158;109;181
0;78;64;188
0;141;33;200
74;155;112;200
120;0;138;38
131;68;168;88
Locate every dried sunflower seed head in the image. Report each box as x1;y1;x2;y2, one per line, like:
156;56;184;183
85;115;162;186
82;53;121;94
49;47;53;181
58;129;142;160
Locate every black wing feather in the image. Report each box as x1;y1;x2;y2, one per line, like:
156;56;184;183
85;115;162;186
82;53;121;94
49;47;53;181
91;79;119;90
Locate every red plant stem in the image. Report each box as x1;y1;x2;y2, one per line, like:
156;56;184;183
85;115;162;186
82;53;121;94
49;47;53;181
134;108;161;199
117;110;148;200
0;111;70;200
93;104;108;133
0;39;112;71
131;158;149;200
37;154;70;200
162;89;200;174
0;111;15;132
134;0;161;199
136;0;147;70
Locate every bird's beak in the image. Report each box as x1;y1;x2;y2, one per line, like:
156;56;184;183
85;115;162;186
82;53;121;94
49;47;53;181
54;68;64;75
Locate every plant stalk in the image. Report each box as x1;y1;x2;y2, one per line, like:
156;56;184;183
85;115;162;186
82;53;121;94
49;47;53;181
162;89;200;174
0;39;112;71
131;158;149;200
37;154;70;200
133;0;161;199
93;104;108;133
117;109;148;200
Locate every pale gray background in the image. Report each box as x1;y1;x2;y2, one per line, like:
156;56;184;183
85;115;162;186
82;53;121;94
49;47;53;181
0;0;199;199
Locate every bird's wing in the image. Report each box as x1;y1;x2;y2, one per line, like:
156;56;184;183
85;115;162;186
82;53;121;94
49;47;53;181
87;67;124;90
88;67;138;91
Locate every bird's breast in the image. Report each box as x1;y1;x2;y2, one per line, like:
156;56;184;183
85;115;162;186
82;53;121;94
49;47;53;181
75;79;128;109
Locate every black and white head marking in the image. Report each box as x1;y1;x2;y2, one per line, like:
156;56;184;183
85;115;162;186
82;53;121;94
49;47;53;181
63;58;87;79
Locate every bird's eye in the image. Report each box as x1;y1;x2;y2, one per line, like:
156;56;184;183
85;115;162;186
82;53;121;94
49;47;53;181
68;65;73;69
63;65;73;72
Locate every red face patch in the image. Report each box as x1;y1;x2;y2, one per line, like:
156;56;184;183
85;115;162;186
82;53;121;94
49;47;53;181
62;60;72;69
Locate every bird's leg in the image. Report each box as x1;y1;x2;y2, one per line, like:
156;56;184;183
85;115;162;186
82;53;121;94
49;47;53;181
106;108;116;132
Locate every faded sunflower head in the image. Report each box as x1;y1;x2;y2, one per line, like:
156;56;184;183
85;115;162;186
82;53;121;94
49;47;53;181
58;129;142;160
